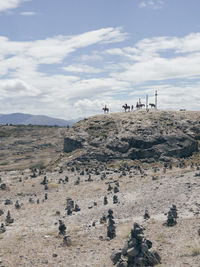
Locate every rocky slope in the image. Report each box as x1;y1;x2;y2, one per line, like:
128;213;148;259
64;110;200;165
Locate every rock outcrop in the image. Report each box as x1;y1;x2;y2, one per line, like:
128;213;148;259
63;110;200;165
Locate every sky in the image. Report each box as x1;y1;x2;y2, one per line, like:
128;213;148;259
0;0;200;119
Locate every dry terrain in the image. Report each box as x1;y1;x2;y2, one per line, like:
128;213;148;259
1;110;200;267
0;125;69;171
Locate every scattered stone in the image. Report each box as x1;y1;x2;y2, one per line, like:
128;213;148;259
74;177;80;185
87;174;93;182
30;171;37;178
58;178;64;184
65;176;69;182
107;183;112;191
74;204;80;212
80;170;84;175
0;183;6;190
4;199;12;205
122;170;126;176
63;235;72;246
52;253;57;258
100;215;107;224
0;209;4;216
59;167;63;173
198;228;200;236
114;186;119;193
41;176;47;185
29;197;34;203
101;172;106;180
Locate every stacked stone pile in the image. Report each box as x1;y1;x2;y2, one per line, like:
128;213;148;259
165;204;178;226
107;209;116;240
111;222;161;266
65;197;80;215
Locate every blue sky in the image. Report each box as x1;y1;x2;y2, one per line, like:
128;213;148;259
0;0;200;119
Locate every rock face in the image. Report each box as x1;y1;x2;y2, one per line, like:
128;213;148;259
63;110;200;164
64;137;83;153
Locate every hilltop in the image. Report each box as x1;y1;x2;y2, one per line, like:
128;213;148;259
63;109;200;167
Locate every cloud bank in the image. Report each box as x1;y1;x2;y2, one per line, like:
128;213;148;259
0;28;200;119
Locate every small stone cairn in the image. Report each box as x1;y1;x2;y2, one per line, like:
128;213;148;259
104;196;108;205
107;209;116;240
66;198;74;215
165;204;178;227
111;222;161;266
0;223;6;233
58;220;66;235
143;209;150;220
6;210;14;224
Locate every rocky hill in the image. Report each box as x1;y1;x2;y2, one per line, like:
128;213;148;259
64;110;200;166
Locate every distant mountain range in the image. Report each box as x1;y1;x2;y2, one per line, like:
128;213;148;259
0;113;79;126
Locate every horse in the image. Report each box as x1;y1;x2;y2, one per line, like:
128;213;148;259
122;104;130;112
102;105;109;114
149;103;156;108
136;102;145;109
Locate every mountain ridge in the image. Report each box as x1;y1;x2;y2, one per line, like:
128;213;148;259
0;112;79;126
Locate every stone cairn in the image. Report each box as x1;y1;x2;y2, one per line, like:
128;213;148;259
41;176;47;185
58;220;66;235
104;196;108;205
6;210;14;224
66;198;74;215
100;215;107;224
113;195;118;204
111;222;161;266
65;197;81;215
15;200;21;209
143;209;150;220
165;204;178;227
107;209;116;240
0;223;6;234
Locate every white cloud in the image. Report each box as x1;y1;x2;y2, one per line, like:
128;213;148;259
0;0;29;12
139;0;164;10
63;64;102;74
20;11;36;16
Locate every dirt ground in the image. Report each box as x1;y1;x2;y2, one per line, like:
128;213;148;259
1;164;200;267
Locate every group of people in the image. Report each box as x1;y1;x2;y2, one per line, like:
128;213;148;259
102;101;156;114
